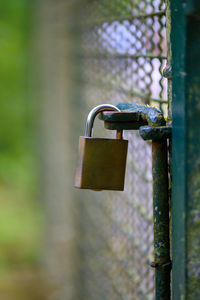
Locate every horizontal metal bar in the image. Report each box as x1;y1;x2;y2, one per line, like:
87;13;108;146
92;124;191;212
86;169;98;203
119;89;168;104
83;10;166;27
71;74;167;104
81;54;167;60
151;98;168;104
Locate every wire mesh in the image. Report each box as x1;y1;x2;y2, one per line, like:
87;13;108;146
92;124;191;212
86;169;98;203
76;1;168;299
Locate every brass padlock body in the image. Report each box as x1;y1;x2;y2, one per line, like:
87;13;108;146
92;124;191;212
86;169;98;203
75;136;128;191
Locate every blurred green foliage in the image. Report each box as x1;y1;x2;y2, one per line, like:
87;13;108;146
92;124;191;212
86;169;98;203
0;0;43;268
0;0;33;185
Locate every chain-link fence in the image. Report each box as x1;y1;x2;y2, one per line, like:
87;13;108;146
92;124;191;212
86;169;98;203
37;0;168;299
75;1;168;299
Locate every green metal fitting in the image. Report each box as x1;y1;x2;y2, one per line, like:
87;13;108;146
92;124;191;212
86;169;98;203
139;125;172;141
100;102;166;130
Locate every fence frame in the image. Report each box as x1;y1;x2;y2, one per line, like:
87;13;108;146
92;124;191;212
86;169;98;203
171;0;200;298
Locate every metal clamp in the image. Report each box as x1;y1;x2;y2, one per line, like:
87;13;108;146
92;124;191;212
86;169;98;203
139;125;172;141
100;102;166;130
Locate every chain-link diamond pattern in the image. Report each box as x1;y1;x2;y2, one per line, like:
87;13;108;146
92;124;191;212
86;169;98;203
75;1;168;299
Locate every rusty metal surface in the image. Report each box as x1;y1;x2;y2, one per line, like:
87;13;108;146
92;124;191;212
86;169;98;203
152;140;170;299
140;125;171;140
100;103;172;298
74;0;168;299
100;103;166;130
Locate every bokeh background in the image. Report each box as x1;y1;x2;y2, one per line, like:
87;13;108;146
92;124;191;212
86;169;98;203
0;1;45;299
0;1;168;300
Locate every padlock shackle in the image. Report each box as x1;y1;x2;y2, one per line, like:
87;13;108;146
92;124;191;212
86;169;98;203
85;104;120;137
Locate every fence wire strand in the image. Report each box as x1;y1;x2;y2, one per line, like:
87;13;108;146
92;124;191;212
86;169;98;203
75;1;168;299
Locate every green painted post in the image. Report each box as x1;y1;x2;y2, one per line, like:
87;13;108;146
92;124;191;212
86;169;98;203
171;0;200;298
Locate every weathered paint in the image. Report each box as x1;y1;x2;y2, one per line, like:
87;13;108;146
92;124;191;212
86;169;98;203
139;124;171;299
170;0;187;298
185;11;200;299
101;102;166;130
171;0;200;298
152;140;170;300
117;103;166;126
140;128;171;299
100;103;171;298
139;125;171;141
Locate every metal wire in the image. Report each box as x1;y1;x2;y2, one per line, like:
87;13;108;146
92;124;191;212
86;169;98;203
75;1;168;299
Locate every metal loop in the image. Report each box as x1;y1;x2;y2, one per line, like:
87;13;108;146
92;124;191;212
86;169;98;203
85;104;120;137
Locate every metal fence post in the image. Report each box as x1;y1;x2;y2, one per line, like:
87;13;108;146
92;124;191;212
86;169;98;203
171;0;200;298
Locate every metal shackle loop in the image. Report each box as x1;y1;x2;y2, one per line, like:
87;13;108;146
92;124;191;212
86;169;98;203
85;104;120;137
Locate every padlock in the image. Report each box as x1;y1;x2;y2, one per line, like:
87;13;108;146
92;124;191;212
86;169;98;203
74;104;128;191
